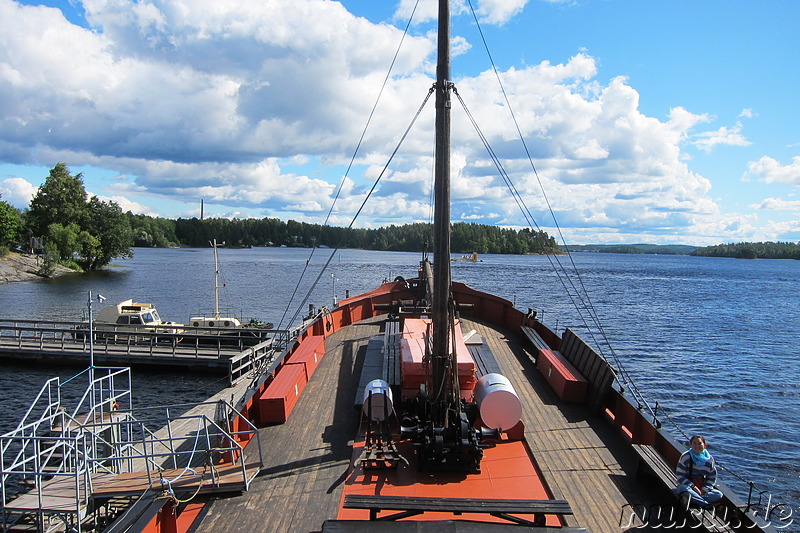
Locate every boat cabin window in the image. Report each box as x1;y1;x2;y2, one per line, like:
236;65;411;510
116;316;129;325
129;316;142;325
141;312;155;324
151;310;162;322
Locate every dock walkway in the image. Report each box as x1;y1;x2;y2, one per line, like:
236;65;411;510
0;319;289;383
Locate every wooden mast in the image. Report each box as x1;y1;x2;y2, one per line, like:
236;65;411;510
431;0;454;425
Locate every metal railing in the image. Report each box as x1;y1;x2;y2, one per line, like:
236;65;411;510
1;367;261;533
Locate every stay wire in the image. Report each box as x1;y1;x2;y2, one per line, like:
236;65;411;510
466;0;649;409
454;88;608;368
283;88;435;329
276;0;422;332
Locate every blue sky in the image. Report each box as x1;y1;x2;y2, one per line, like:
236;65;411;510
0;0;798;245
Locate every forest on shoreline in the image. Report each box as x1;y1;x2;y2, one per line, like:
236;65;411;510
128;214;560;255
127;214;800;259
2;164;798;269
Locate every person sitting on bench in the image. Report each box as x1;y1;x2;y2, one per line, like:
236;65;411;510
674;434;724;509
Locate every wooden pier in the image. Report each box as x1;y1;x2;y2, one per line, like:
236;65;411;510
0;319;290;384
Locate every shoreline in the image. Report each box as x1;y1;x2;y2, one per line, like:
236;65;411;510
0;252;76;284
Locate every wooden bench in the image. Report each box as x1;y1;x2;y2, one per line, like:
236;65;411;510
521;325;550;352
536;349;588;403
632;444;735;532
633;443;678;488
343;494;572;527
354;337;385;409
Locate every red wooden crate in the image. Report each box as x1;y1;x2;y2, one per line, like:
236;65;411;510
536;349;587;403
286;335;326;379
258;363;308;424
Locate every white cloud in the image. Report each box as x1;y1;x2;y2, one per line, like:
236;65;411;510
474;0;529;25
95;194;159;216
0;0;783;244
0;177;37;208
739;108;757;119
692;121;751;152
751;197;800;211
746;156;800;186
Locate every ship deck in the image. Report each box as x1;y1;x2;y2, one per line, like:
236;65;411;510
194;315;654;532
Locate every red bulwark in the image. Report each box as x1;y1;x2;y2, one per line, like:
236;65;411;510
258;363;308;424
536;349;587;403
286;335;326;380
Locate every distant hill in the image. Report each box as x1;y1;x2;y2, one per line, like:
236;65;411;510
564;244;697;255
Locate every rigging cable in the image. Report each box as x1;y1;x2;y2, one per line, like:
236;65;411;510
276;0;423;332
282;88;435;329
465;0;651;414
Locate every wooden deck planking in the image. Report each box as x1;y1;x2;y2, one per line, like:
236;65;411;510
194;319;380;533
194;315;651;532
465;317;646;532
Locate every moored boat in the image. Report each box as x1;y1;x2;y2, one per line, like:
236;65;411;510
186;240;273;345
70;298;185;344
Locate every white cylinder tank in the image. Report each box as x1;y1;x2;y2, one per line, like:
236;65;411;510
362;379;394;421
474;373;522;431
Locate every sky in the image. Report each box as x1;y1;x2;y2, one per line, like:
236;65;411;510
0;0;798;246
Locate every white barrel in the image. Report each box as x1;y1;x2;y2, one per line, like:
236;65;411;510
362;379;394;421
474;373;522;431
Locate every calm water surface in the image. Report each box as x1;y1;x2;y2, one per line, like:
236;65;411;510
1;247;798;516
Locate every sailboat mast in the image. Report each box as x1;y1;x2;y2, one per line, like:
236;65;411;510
431;0;453;420
212;239;221;320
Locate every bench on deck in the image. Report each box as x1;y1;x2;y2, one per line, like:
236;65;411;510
521;325;550;352
536;349;588;403
632;444;735;532
632;444;679;490
343;494;572;527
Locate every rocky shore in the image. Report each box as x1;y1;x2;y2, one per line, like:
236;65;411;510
0;252;76;284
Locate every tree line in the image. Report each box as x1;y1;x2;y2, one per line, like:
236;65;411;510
5;164;798;268
0;163;560;274
136;217;560;255
691;241;800;260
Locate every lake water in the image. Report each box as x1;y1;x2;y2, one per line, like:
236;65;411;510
1;247;798;518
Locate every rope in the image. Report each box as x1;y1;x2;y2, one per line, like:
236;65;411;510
170;464;210;504
463;0;651;414
276;0;424;332
281;87;435;330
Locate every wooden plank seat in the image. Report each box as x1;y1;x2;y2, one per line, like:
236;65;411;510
520;325;550;352
632;444;677;489
354;337;386;409
632;444;735;532
536;349;588;403
343;494;572;527
467;342;502;377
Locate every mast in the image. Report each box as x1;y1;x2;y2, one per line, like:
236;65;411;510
401;0;487;472
212;239;221;319
431;0;453;425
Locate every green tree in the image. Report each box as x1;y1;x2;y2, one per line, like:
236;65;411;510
0;198;23;249
44;222;89;269
27;163;88;238
26;164;133;270
83;196;133;269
